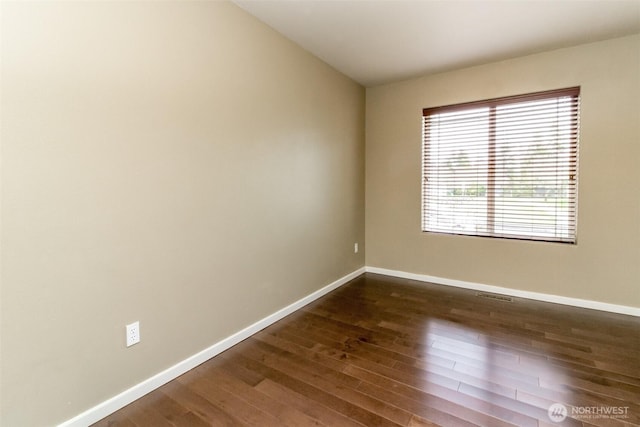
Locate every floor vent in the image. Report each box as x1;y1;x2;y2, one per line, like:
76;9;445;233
476;292;513;302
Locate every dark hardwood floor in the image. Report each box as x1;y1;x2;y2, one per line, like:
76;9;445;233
93;273;640;427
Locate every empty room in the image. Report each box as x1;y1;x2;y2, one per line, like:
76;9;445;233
1;1;639;426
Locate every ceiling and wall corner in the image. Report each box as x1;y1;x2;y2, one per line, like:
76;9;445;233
233;0;640;87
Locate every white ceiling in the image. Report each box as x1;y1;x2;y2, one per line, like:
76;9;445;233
233;0;640;87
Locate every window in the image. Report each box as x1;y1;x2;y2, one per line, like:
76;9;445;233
422;87;580;243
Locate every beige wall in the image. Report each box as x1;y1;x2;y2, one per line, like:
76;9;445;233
366;35;640;308
0;2;364;425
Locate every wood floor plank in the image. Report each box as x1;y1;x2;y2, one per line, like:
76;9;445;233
120;402;175;427
92;412;138;427
138;393;191;423
178;375;281;426
254;378;364;427
238;338;413;426
345;361;555;427
352;368;518;427
224;351;402;427
355;380;493;427
93;273;640;427
181;363;323;427
158;381;242;426
167;411;214;427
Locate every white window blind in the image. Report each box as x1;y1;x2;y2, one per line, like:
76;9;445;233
422;87;580;243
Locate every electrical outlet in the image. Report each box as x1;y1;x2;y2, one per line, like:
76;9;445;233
126;321;140;347
354;242;359;253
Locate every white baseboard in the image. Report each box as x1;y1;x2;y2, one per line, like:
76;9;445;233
57;264;637;426
58;267;366;427
366;266;640;317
